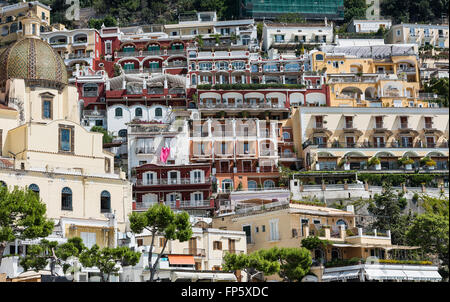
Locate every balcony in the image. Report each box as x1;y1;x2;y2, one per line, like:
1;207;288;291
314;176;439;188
223;250;245;255
142;50;164;56
67;53;91;60
167;49;185;56
143;67;162;74
123;69;141;74
167;61;187;68
135;147;156;154
116;51;140;58
307;141;449;149
179;200;213;208
183;248;206;257
135;177;211;186
82;110;106;117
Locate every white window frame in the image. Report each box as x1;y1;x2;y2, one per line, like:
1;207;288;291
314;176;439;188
168;170;180;184
191;169;204;184
269;219;279;241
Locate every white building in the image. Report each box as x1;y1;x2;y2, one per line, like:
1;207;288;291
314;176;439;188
262;21;334;51
347;19;392;33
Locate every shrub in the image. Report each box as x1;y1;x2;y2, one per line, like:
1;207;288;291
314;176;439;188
346;229;355;236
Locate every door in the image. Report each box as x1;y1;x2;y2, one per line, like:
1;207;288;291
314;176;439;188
188;238;197;255
243;160;252;172
374;136;385;148
242;226;252;244
228;239;236;254
346;137;355;148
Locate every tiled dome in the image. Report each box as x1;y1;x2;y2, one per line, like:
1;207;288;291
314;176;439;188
0;38;67;88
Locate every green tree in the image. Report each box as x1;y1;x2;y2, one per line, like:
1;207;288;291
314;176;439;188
90;126;113;144
381;0;449;24
425;77;449;107
79;244;141;282
129;203;193;282
19;237;86;276
222;252;280;282
344;0;367;23
301;236;331;263
0;186;54;267
367;184;411;245
258;247;312;282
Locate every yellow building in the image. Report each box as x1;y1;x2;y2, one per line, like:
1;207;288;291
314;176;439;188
0;1;51;48
289;106;449;171
0;30;132;250
212;201;432;281
310;45;429;108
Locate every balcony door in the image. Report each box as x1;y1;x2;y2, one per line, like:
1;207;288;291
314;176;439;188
188;238;197;255
400;136;413;148
242;160;252;172
346;136;355;148
374;136;385;148
228;239;236;254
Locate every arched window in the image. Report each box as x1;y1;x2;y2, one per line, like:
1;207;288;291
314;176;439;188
29;184;40;196
191;75;197;85
222;179;233;192
282;132;290;140
135;107;143;117
115;107;123;117
61;187;73;211
2;25;9;36
263;180;275;189
336;219;348;229
118;129;127;137
247;180;257;191
10;23;18;33
100;191;111;213
315;54;324;61
155;107;163;117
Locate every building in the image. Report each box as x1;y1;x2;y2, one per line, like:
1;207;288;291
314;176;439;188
0;1;51;48
165;11;258;51
387;23;449;48
40;27;102;79
310;44;429;108
262;22;334;52
120;221;246;281
289;106;449;171
212;199;442;282
239;0;344;21
0;29;132;254
347;19;392;33
132;163;214;216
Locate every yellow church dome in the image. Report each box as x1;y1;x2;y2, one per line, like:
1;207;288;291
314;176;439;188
0;37;68;89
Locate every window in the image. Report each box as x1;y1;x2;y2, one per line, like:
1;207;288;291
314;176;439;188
100;190;111;213
269;219;279;241
400;116;408;128
232;61;245;70
213;241;222;250
375;116;383;129
155;107;163;117
42;99;52;119
282;132;290;140
137;239;143;246
41;12;46;20
315;116;323;128
199;62;212;70
243;225;252;244
264;180;275;189
29;184;40;196
59;125;74;153
396;30;401;36
115;107;123;117
61;187;73;210
333;61;339;68
424;117;433;129
105;41;112;55
191;170;203;183
345;116;353;129
262;225;266;232
83;84;98;97
159;237;166;247
215;61;228;71
274;34;285;42
248;180;257;190
80;232;96;249
315;54;324;61
135;107;143;117
255;226;259;233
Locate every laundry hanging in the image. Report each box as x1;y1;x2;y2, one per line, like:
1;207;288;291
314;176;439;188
160;147;171;163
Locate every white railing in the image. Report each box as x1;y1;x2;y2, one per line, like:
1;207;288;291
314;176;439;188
236;200;289;215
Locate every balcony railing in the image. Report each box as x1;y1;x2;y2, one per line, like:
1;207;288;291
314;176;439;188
142;50;164;56
67;53;91;59
135;177;211;186
198;103;285;109
223;250;245;255
123;69;140;74
167;49;185;55
82;110;106;117
135;147;156;154
307;142;449;149
116;51;140;58
183;248;206;257
167;61;187;68
143;67;162;74
179;200;213;208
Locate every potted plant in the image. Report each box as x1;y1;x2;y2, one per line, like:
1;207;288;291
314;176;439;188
425;159;437;170
338;158;350;170
400;157;414;170
368;157;381;170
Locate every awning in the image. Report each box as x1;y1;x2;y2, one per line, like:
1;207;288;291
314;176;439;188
403;269;442;281
171;271;237;282
167;255;195;265
322;270;360;281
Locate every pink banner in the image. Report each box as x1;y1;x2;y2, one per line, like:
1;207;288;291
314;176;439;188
159;147;170;163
